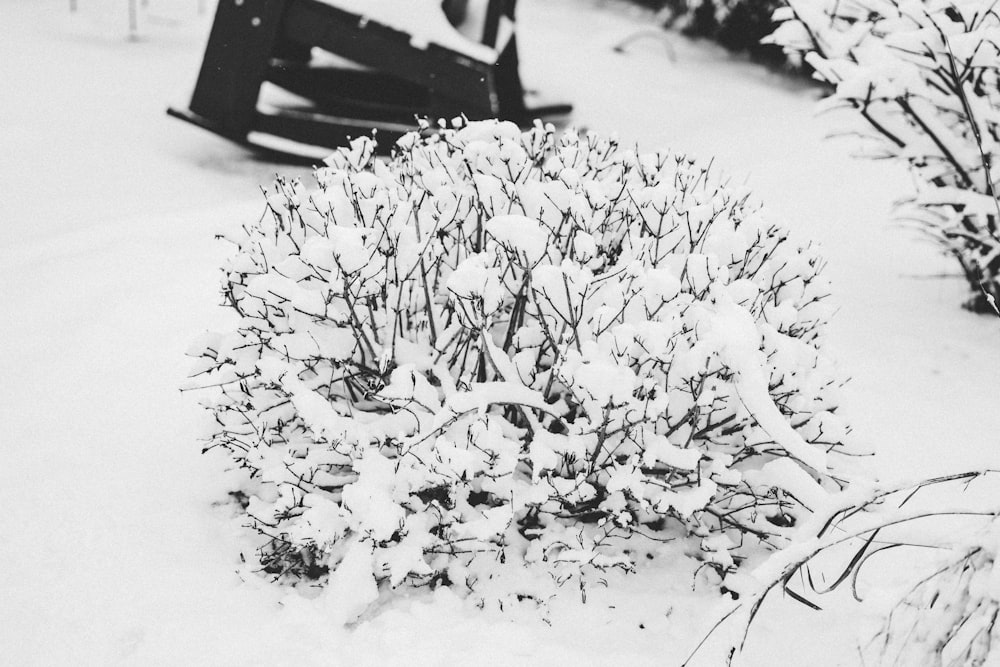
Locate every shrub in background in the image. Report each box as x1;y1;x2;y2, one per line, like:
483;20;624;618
768;0;1000;312
683;470;1000;666
650;0;789;65
188;121;853;613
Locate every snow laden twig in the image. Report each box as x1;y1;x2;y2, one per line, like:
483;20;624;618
684;470;1000;665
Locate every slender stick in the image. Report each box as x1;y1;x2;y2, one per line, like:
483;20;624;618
128;0;138;40
942;36;1000;243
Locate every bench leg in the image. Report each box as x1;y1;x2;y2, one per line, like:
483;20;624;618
189;0;288;140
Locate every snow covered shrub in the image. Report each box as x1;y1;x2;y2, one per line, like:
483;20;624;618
768;0;1000;312
188;120;853;608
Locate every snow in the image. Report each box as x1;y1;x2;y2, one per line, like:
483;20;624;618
485;214;551;265
321;539;381;624
704;291;829;473
2;0;999;665
323;0;499;62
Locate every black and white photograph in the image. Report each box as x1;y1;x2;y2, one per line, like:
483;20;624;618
3;0;999;664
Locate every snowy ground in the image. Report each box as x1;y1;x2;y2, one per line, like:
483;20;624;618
2;0;998;665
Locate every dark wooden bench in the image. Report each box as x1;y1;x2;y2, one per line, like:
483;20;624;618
168;0;571;160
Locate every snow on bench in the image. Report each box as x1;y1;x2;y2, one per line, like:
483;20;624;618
322;0;511;63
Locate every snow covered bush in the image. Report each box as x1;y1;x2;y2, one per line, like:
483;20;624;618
768;0;1000;311
188;120;854;611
